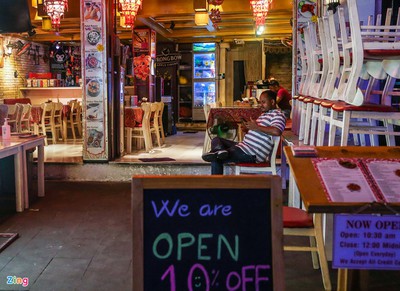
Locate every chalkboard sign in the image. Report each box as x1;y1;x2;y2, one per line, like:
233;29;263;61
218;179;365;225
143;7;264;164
132;175;284;291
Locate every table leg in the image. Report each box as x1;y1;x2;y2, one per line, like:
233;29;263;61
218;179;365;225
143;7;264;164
62;119;67;141
37;143;45;197
22;148;29;209
288;173;301;208
281;142;287;189
126;128;132;154
337;269;348;291
14;151;24;212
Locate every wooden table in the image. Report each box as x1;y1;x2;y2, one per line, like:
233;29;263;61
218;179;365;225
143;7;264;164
0;135;45;211
206;107;263;146
124;106;143;128
284;146;400;290
207;106;262;127
284;146;400;214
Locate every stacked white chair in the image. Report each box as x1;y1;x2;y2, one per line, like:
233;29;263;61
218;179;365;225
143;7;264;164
328;2;400;146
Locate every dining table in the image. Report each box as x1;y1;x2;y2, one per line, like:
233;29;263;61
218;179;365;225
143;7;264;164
0;134;45;212
284;145;400;290
207;106;263;128
206;106;263;145
124;106;144;128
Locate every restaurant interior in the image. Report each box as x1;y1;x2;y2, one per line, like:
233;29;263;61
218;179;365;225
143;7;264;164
1;0;400;290
0;0;293;163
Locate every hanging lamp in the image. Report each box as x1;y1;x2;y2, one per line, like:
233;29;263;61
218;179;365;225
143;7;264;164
249;0;272;26
119;0;143;28
43;0;68;30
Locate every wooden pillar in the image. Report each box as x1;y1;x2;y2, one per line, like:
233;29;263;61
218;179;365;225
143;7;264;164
218;42;230;106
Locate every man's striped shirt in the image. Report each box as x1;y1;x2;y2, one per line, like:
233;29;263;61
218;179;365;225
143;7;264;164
236;109;286;162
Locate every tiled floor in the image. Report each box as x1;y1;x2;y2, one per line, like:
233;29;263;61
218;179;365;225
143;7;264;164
40;130;206;164
1;182;400;290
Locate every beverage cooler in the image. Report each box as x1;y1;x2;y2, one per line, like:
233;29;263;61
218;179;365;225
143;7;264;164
192;43;217;121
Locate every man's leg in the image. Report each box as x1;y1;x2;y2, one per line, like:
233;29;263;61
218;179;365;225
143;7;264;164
210;137;237;152
210;146;256;175
203;137;236;162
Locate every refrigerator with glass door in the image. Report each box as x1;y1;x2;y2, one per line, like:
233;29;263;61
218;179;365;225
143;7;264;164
192;42;217;121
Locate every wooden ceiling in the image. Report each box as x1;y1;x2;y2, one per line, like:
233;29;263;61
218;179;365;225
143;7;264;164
27;0;293;44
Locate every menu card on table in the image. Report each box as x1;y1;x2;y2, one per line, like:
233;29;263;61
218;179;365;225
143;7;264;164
312;158;400;203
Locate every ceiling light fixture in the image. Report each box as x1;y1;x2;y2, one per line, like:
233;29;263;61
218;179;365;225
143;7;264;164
249;0;272;26
43;0;68;30
119;0;143;29
255;24;265;36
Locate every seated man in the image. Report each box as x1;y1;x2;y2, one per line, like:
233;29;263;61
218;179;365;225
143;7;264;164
268;79;292;118
202;90;286;175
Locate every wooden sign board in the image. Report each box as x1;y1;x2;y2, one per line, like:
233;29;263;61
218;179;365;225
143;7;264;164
132;175;284;291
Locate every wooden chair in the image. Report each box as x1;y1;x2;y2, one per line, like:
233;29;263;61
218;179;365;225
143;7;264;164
39;102;53;145
203;102;220;153
156;101;165;144
65;100;82;140
126;102;153;153
0;104;8;128
18;103;32;133
6;104;22;132
233;135;281;175
149;102;162;148
39;102;62;145
283;206;332;291
53;102;64;142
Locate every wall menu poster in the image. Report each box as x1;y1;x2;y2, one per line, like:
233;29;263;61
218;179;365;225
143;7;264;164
132;176;284;291
81;0;108;160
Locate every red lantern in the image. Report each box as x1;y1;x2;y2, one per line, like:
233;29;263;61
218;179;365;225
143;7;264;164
208;0;224;5
43;0;68;30
119;0;143;28
249;0;272;26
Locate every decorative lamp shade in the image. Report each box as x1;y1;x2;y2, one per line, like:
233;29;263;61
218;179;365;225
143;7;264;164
195;12;210;26
119;0;143;28
43;0;68;29
249;0;272;26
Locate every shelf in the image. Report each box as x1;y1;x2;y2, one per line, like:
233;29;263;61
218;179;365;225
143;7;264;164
20;87;82;90
20;87;83;99
178;84;192;88
179;101;192;104
194;67;214;70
